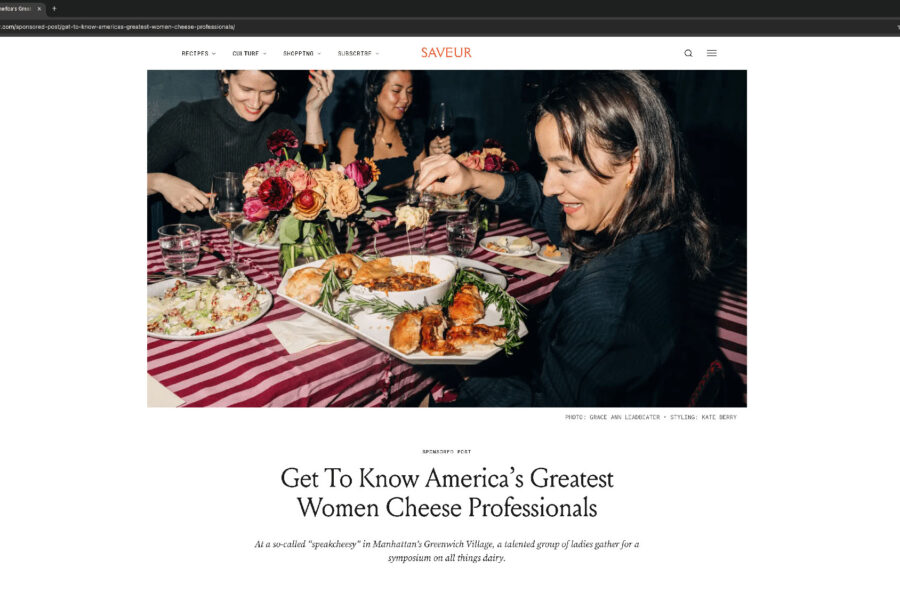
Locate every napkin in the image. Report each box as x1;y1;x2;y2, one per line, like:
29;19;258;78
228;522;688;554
490;255;561;276
268;313;355;353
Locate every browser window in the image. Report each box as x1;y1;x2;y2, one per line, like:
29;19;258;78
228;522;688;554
2;4;897;598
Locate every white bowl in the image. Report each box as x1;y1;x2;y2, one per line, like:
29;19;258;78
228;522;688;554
351;254;457;307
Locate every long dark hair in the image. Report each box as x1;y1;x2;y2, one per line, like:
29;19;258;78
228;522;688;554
354;70;413;158
530;71;713;279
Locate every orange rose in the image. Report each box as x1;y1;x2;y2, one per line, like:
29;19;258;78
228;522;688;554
290;189;325;221
310;168;344;198
324;179;363;219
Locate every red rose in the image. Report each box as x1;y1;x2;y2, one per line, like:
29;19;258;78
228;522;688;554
483;154;504;172
483;138;503;149
266;129;300;156
502;159;520;173
258;176;295;211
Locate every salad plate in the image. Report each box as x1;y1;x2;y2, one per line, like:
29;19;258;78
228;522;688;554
147;278;272;341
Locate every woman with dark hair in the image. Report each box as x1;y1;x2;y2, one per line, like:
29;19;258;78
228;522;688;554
337;70;449;192
148;69;334;228
417;71;719;406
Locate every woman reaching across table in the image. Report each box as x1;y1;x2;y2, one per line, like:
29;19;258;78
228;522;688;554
417;71;734;406
337;70;449;193
148;69;334;228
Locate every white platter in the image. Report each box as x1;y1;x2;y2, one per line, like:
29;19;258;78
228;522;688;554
479;235;540;257
535;244;572;265
276;258;527;365
147;278;273;341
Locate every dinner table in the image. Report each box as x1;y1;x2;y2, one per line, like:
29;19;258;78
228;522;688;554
147;214;747;407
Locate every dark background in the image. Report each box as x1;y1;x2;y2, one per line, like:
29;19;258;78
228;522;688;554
147;70;746;240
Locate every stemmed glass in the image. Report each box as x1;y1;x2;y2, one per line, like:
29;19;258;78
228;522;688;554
412;192;437;254
208;172;245;281
428;102;455;153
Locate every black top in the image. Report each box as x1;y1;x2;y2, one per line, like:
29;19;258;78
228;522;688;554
148;96;305;229
457;173;687;407
351;119;425;193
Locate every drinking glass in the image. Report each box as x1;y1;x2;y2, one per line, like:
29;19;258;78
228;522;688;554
446;215;478;257
428;102;455;153
412;192;437;254
208;172;245;281
157;224;201;278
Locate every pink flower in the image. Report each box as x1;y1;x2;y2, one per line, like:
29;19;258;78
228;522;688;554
344;159;374;188
483;154;504;172
258;176;295;211
266;129;299;156
287;169;316;194
458;152;482;170
276;159;300;177
368;206;393;232
242;197;270;222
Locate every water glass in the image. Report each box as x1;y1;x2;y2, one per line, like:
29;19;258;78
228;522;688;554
158;224;201;277
446;215;478;257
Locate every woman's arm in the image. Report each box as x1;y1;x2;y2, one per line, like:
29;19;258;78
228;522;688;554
416;153;506;199
147;173;211;213
337;127;359;165
303;69;334;146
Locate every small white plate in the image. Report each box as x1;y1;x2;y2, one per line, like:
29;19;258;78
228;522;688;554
237;219;280;250
479;235;539;257
535;244;571;265
147;278;272;341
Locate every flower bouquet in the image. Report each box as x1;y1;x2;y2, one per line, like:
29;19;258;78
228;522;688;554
242;129;387;274
455;138;520;173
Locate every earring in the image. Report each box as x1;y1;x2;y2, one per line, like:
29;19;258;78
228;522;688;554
625;179;633;189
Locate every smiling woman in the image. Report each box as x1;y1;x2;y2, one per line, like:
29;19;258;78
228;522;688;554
337;70;450;193
415;71;740;407
147;69;334;229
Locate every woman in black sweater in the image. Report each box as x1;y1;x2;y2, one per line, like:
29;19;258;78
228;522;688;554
147;69;333;228
417;71;716;406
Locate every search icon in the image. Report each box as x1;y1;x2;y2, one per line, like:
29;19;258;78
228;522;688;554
684;49;693;57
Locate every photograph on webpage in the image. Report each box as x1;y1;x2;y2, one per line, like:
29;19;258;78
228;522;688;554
147;69;746;408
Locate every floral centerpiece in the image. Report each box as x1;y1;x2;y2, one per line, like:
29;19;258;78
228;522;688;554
242;129;387;274
455;138;520;173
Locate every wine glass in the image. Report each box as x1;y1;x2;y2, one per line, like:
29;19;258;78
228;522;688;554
428;102;455;154
208;172;245;281
157;224;201;279
412;192;437;254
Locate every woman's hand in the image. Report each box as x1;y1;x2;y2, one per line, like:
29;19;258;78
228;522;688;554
428;135;451;156
415;153;478;196
305;69;334;113
148;173;212;214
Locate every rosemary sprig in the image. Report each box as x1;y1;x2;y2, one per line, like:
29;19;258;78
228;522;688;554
337;296;424;320
314;268;353;324
440;269;527;355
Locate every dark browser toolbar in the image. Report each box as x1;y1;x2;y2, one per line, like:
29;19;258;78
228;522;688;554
1;17;900;35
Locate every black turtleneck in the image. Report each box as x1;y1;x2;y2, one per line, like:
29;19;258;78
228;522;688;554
148;96;305;229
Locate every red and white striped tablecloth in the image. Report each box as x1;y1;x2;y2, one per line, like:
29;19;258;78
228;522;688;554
147;218;747;406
